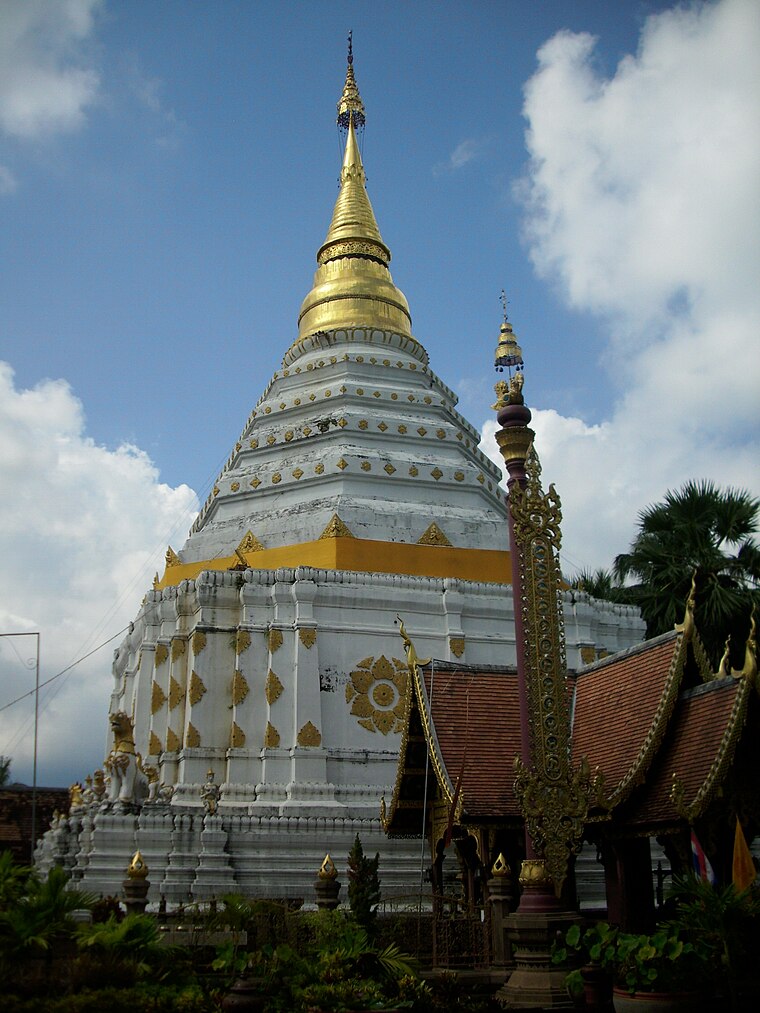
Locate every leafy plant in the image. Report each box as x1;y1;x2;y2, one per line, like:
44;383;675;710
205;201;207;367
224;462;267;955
347;834;381;937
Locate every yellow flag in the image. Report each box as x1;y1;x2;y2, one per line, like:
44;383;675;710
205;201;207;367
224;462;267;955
733;817;755;892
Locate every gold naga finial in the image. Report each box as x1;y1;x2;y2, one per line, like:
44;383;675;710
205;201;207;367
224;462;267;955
337;30;365;130
127;850;149;880
165;545;181;567
676;571;698;636
319;853;338;880
396;615;431;673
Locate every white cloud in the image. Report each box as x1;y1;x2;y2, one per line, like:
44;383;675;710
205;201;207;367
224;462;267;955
0;363;198;788
0;0;102;139
485;0;760;575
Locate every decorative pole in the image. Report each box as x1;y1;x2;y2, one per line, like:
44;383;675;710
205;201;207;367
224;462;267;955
493;301;599;1006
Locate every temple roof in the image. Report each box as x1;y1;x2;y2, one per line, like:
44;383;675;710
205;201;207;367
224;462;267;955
384;613;758;840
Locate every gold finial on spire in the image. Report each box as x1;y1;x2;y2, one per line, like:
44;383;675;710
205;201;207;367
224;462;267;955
337;30;365;131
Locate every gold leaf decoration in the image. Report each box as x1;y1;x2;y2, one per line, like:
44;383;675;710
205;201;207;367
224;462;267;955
398;424;407;434
477;473;485;484
338;417;347;427
285;430;294;442
267;434;276;445
384;464;396;475
155;644;169;667
238;532;263;554
292;468;304;480
166;546;181;567
580;646;597;665
272;472;282;484
231;481;240;491
151;681;167;714
454;471;465;482
250;438;258;448
250;477;261;488
319;514;354;539
169;676;183;710
192;631;207;655
417;522;452;547
297;721;322;747
436;429;446;439
361;461;371;471
345;655;408;736
431;468;443;481
264;721;280;748
171;638;185;662
236;629;252;654
232;670;249;706
336;458;348;470
417;427;427;437
377;422;388;432
303;425;312;436
265;669;284;704
149;731;162;755
299;628;317;649
449;637;465;658
185;723;200;748
408;466;419;477
267;628;283;653
314;463;324;474
189;671;207;706
358;420;368;430
166;728;181;752
230;722;246;748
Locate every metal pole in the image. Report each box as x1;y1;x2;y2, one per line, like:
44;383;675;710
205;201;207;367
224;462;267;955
0;631;41;863
31;632;40;863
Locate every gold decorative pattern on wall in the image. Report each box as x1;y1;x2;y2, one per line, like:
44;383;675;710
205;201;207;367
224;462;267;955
265;670;284;705
166;728;181;752
384;464;396;475
185;723;201;748
264;721;280;748
230;722;246;748
267;628;283;653
417;522;452;546
297;721;322;747
319;514;354;539
189;671;207;706
336;458;348;470
299;628;317;649
192;631;207;655
431;468;443;481
155;644;169;667
168;676;183;710
580;646;596;665
449;637;465;658
149;731;162;755
236;630;252;654
345;655;407;735
232;670;250;706
238;531;264;554
151;681;167;714
171;638;185;662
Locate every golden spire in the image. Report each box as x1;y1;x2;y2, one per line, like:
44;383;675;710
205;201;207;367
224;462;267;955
294;38;413;346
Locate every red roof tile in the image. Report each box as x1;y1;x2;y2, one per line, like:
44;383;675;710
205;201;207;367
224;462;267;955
571;631;684;805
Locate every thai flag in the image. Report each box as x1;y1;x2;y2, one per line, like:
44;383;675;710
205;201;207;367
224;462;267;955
691;830;716;884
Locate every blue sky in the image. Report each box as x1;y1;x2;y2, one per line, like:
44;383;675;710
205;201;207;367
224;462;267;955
1;0;758;786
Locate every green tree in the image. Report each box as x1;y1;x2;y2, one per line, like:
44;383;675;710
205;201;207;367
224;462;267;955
571;568;632;605
347;835;380;936
613;480;760;666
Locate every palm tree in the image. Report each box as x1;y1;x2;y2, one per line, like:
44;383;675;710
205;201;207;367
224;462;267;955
570;568;632;605
613;481;760;666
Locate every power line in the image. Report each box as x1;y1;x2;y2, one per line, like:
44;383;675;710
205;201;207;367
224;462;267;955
0;624;131;715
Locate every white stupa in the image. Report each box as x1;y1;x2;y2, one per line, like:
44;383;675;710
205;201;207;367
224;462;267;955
38;50;644;902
